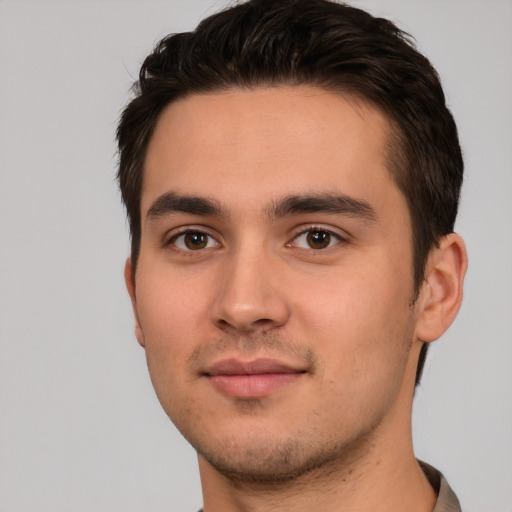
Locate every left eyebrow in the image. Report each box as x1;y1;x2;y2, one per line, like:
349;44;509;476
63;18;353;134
268;193;377;222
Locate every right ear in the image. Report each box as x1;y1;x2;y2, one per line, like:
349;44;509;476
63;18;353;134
124;258;145;348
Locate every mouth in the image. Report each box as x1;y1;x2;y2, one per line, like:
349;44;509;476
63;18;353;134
203;358;307;399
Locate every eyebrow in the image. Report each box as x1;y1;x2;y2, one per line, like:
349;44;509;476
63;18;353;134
268;193;377;221
146;191;376;223
146;192;226;219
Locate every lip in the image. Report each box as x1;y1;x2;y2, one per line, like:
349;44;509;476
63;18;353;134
203;358;306;398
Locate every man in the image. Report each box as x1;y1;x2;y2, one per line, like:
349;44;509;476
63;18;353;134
117;0;467;510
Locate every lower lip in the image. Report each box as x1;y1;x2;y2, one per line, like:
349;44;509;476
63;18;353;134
207;373;303;398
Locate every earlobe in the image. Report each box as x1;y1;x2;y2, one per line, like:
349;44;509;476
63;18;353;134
414;234;468;343
124;258;146;348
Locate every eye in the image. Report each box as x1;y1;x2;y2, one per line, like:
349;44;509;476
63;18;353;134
290;228;343;250
171;231;219;251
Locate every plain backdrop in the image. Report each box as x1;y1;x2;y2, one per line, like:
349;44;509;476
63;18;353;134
0;1;511;511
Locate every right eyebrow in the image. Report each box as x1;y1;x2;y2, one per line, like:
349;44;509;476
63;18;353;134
146;192;227;220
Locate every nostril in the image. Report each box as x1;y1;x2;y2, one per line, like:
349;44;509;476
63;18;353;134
211;285;291;333
254;318;273;326
213;315;282;334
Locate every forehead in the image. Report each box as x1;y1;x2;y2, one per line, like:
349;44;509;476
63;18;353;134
142;85;399;216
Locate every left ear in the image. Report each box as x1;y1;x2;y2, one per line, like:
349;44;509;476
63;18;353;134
414;233;468;343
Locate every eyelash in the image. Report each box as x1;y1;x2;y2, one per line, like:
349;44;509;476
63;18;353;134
167;229;220;252
165;225;348;253
287;226;348;250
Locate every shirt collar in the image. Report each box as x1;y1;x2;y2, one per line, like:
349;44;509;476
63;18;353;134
419;460;462;512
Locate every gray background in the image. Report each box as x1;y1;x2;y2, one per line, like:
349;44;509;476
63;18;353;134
0;1;510;511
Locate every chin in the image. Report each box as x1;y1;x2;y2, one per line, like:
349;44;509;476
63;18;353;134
193;423;374;485
200;440;340;484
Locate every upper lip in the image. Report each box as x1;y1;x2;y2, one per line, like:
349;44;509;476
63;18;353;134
203;358;306;376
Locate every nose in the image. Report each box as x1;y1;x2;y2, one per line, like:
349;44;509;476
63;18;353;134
210;245;291;334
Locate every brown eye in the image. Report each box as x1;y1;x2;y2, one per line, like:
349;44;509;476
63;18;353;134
306;230;331;249
172;231;218;251
184;232;208;250
290;228;343;250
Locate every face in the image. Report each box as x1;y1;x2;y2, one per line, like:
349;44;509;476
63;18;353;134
127;86;423;482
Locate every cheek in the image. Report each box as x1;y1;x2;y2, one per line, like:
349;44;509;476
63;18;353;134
295;261;409;329
137;268;207;340
134;271;207;391
293;260;414;374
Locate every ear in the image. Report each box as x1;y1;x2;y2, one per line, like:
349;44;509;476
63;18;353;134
124;258;146;348
414;233;468;343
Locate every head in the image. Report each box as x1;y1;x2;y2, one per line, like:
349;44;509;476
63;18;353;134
117;0;463;386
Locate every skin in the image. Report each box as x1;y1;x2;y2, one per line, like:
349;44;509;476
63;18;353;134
125;86;467;512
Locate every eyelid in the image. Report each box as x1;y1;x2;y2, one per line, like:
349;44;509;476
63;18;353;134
164;226;222;250
287;224;350;249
